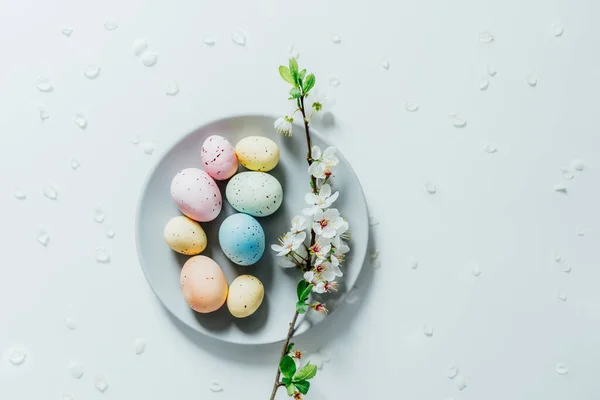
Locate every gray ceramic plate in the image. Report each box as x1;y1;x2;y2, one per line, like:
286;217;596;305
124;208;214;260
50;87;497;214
135;115;368;345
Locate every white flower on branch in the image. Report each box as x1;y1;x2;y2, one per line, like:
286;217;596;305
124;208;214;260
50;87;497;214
303;184;339;216
309;236;332;260
271;231;307;256
305;89;335;117
309;146;339;179
274;116;293;136
312;208;345;239
290;215;308;233
278;244;308;268
331;241;350;267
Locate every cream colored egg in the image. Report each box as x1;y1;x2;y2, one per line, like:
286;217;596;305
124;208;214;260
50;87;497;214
227;275;265;318
163;216;207;255
235;136;280;172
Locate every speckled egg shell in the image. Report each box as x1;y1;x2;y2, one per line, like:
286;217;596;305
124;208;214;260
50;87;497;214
170;168;222;222
163;216;207;255
218;213;265;266
225;172;283;217
227;275;264;318
180;256;228;313
235;136;280;172
201;135;238;180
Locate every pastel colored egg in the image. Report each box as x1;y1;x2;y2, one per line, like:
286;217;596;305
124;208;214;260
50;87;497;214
235;136;280;172
201;135;238;180
163;216;207;255
218;213;265;266
225;172;283;217
227;275;264;318
171;168;222;222
180;256;228;313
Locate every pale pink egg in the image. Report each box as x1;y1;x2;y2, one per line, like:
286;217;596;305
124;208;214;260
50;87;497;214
171;168;222;222
180;256;228;313
201;135;238;180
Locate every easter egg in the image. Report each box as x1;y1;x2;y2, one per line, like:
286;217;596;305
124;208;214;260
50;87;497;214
201;135;238;180
218;213;265;266
225;172;283;217
163;216;207;255
180;256;228;313
227;275;264;318
171;168;222;222
235;136;280;172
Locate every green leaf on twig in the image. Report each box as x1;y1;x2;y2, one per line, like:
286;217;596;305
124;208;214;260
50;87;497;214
303;74;316;93
294;363;317;381
296;301;308;314
286;343;295;353
299;69;307;81
300;284;313;302
279;355;297;379
293;380;310;394
286;383;297;396
289;58;299;76
279;66;295;85
282;377;291;385
297;280;309;301
289;87;301;99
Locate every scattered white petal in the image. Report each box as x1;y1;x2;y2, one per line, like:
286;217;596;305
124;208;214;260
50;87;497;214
74;112;87;129
556;363;568;375
370;250;381;269
43;184;58;200
39;107;50;120
380;59;390;69
571;159;585;171
554;253;562;262
329;76;340;87
456;376;468;390
203;35;216;46
134;337;146;355
553;25;564;37
423;324;434;337
209;381;223;392
472;265;481;277
563;264;572;273
83;65;100;79
131;135;140;145
13;188;26;200
95;374;109;392
487;64;497;77
368;213;379;226
141;52;158;67
479;31;495;43
554;184;567;193
557;291;567;302
576;224;585;236
560;167;574;180
132;38;148;56
425;182;437;195
94;208;105;223
232;30;246;46
36;77;53;92
62;28;73;37
308;349;331;370
404;101;419;112
142;142;155;155
345;286;360;304
69;361;83;378
106;228;115;239
527;75;538;87
484;144;497;154
71;158;80;170
65;317;77;330
104;21;118;31
166;80;179;96
62;393;74;400
447;364;459;379
479;79;489;90
331;35;342;44
95;248;110;263
448;113;467;128
8;348;28;365
37;230;50;246
410;259;419;270
288;45;299;59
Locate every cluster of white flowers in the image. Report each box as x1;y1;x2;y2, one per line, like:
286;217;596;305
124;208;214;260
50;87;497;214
271;145;350;297
273;89;335;137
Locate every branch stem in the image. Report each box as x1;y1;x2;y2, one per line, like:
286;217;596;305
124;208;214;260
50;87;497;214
269;311;300;400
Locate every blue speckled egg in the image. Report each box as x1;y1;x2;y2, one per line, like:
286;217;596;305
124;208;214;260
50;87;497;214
218;213;265;266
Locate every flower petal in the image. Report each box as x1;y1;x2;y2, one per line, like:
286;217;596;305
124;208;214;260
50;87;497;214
311;145;322;160
323;146;337;158
320;184;332;198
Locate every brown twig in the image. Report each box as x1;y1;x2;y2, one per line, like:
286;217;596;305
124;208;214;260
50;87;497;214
269;311;300;400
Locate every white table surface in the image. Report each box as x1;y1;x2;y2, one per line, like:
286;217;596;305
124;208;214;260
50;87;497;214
1;0;600;399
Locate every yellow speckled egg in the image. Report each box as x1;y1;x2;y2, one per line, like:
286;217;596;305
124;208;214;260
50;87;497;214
180;256;228;313
163;216;207;255
226;275;264;318
235;136;280;172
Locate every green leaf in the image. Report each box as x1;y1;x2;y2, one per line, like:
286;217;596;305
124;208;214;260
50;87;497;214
286;383;296;396
299;284;314;302
289;87;301;99
279;66;295;85
297;280;309;301
303;74;316;93
281;377;291;386
294;362;318;381
286;342;295;353
279;355;297;379
293;380;310;395
296;301;308;314
299;69;307;80
289;58;299;84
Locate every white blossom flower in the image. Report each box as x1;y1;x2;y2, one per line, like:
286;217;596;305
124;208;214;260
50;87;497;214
274;116;293;136
308;146;339;179
271;231;307;256
309;236;331;260
310;303;328;314
331;241;350;267
305;89;335;116
303;184;339;216
315;261;343;281
314;280;338;293
290;215;308;233
303;270;318;284
313;208;345;239
278;240;308;268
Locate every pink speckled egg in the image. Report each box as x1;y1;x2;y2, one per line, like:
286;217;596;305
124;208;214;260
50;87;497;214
171;168;222;222
201;135;238;180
